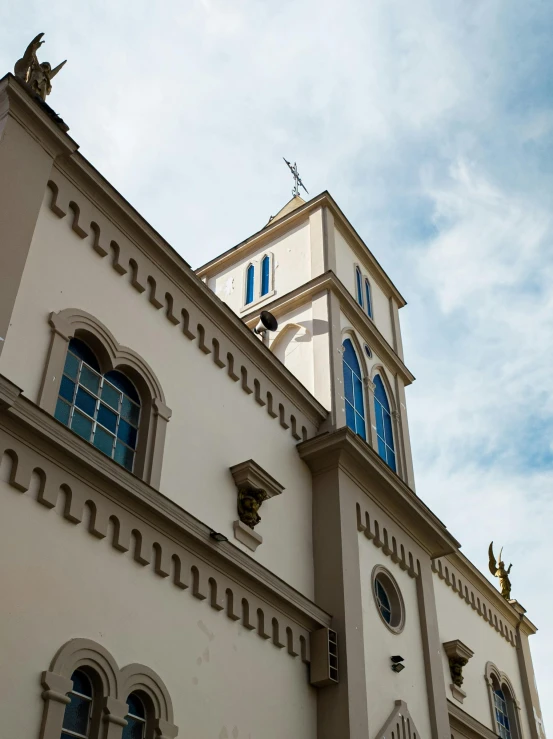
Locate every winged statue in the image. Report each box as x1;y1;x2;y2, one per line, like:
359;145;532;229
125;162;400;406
488;541;513;600
13;33;66;100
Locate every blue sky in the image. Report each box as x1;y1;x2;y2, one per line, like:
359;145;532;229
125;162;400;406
2;0;553;728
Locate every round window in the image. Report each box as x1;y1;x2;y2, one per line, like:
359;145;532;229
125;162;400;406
372;566;405;633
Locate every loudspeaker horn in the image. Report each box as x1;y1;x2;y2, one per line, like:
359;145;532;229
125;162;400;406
254;310;278;335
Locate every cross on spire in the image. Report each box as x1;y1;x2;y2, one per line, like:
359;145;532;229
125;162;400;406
283;158;309;198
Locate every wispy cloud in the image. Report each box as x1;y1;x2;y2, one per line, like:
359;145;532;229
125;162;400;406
2;0;552;725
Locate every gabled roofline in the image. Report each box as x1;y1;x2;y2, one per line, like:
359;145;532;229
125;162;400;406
196;191;407;308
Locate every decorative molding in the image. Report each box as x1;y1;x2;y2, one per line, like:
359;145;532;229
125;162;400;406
230;459;284;535
39;638;177;739
43;171;326;446
233;520;263;552
0;375;22;411
484;662;524;739
448;699;499;739
241;270;414;387
0;399;330;666
432;558;517;646
443;640;474;704
357;503;420;577
374;700;421;739
299;426;458;559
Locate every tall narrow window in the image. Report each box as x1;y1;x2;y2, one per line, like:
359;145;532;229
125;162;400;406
55;338;141;472
365;278;373;318
123;693;147;739
373;374;396;471
342;339;366;440
61;670;93;739
245;264;255;305
494;689;512;739
355;267;363;307
261;255;270;296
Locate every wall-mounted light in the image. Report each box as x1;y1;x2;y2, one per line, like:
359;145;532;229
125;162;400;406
210;531;228;543
391;655;405;673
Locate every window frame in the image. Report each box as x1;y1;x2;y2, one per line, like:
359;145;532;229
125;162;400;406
485;662;523;739
245;262;255;305
364;277;373;319
373;373;396;472
342;338;367;441
55;341;141;473
371;565;405;634
355;266;364;308
38;309;171;490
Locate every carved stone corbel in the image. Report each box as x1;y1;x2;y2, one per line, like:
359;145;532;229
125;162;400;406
229;459;284;551
443;639;474;703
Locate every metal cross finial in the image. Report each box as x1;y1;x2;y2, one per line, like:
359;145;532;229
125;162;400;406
283;158;309;198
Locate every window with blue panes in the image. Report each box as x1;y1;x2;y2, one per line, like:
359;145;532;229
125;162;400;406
55;338;141;472
342;339;366;440
365;278;373;319
123;693;147;739
261;254;271;296
61;669;94;739
355;266;363;307
373;374;396;472
245;263;255;305
494;689;512;739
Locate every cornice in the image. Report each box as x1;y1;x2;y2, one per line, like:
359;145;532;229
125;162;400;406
0;375;330;632
0;74;77;158
447;700;498;739
195;191;407;308
241;271;415;386
442;550;537;635
298;427;459;558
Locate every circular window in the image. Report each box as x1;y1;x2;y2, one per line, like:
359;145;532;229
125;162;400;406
364;344;372;359
372;566;405;633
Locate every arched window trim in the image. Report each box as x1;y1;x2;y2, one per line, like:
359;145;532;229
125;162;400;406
342;335;367;441
245;262;255;305
38;309;172;490
485;662;523;739
39;638;177;739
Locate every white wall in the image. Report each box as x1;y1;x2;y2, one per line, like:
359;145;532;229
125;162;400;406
208;221;311;315
0;471;317;739
434;573;531;738
0;192;315;598
334;228;395;347
358;529;432;738
270;304;315;397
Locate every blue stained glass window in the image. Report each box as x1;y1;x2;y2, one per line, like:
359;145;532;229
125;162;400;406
62;669;93;738
55;339;140;472
245;264;255;305
123;693;146;739
342;339;366;440
355;267;363;307
494;689;512;739
374;375;396;472
375;578;392;624
261;255;270;296
365;278;373;318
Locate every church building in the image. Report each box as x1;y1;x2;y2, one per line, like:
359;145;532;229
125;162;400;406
0;56;547;739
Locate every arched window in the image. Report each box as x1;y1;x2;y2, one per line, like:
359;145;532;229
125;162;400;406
245;264;255;305
365;278;373;319
261;254;271;296
61;669;94;739
355;267;363;308
54;338;141;472
123;693;147;739
373;374;396;471
342;339;366;440
494;688;512;739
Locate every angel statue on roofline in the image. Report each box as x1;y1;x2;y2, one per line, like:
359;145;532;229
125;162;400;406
14;33;66;101
489;541;513;600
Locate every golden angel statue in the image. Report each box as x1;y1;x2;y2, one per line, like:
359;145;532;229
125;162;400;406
488;542;513;600
14;33;66;100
